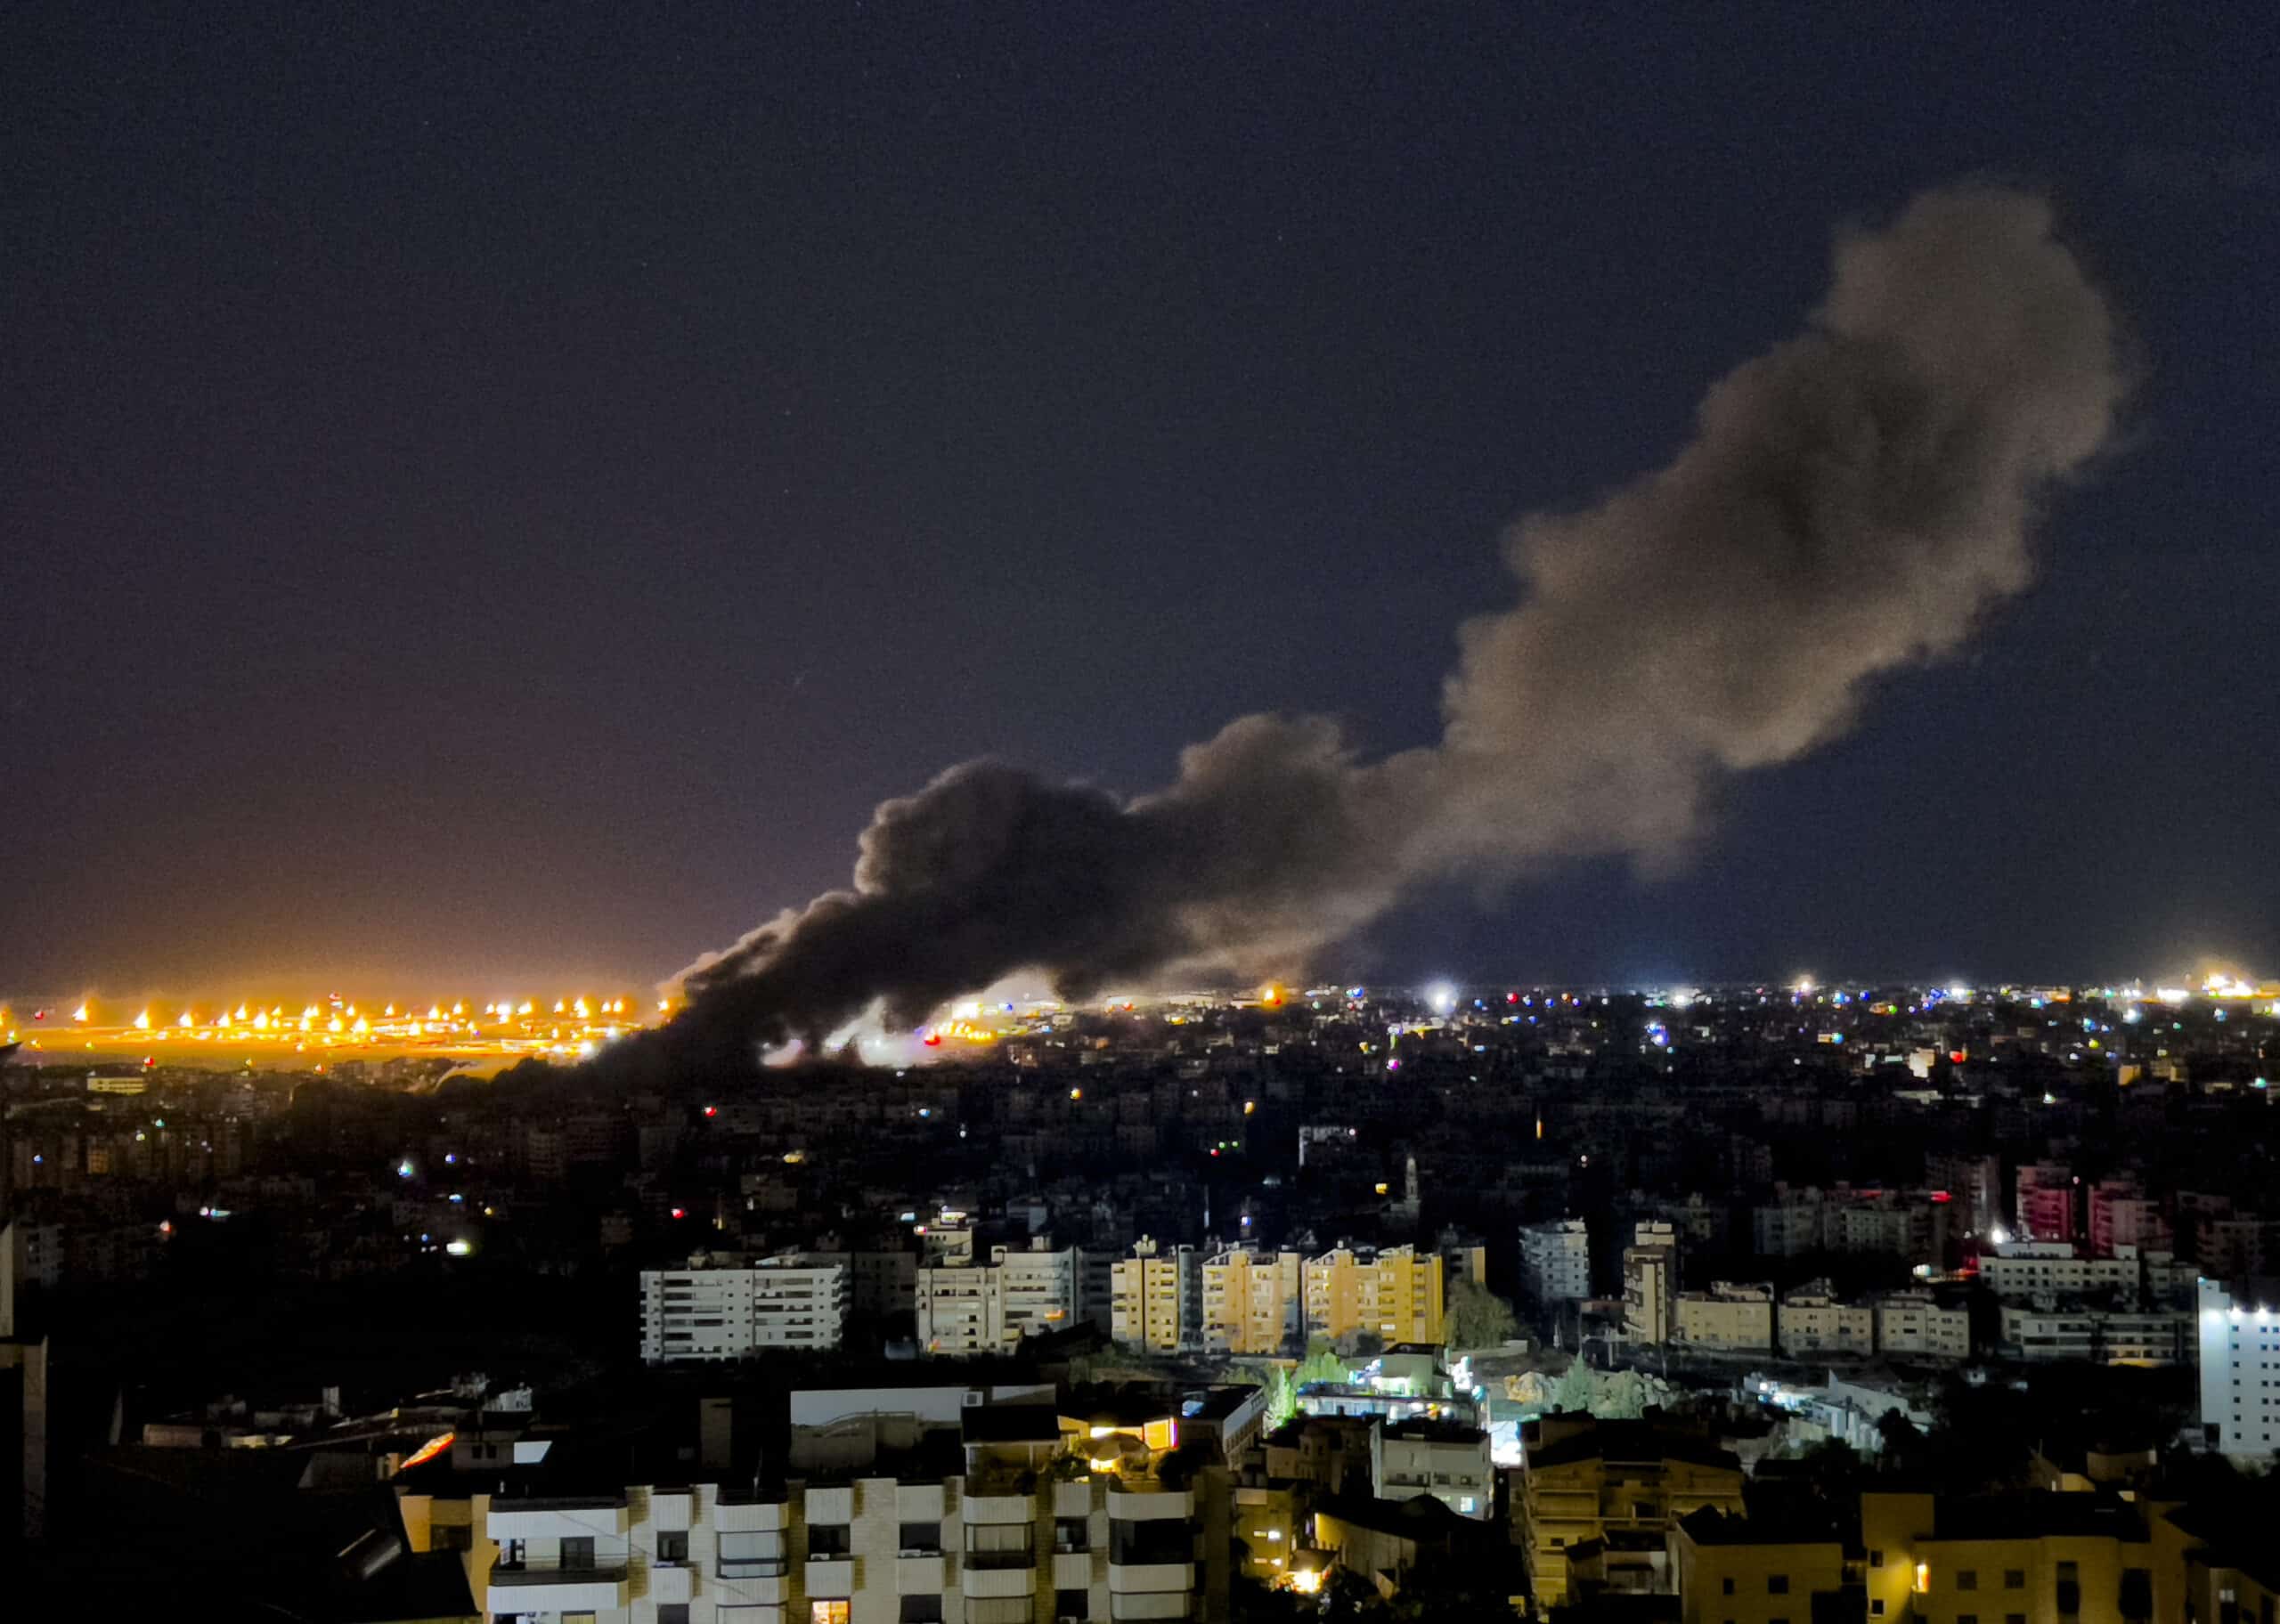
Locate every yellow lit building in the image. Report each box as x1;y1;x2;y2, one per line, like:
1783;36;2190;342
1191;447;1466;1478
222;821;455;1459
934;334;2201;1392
1109;1236;1193;1352
1674;1280;1775;1352
1302;1244;1445;1347
1671;1509;1850;1624
1519;1416;1744;1609
1860;1490;2153;1624
1201;1246;1303;1355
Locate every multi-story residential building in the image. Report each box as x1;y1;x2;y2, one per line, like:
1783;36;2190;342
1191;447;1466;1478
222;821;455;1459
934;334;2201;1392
1624;1222;1679;1346
1925;1151;2003;1239
1999;1301;2192;1364
1979;1242;2194;1304
2015;1161;2078;1243
1750;1189;1825;1257
1860;1488;2154;1624
2088;1178;2171;1258
1872;1290;1972;1360
918;1240;1084;1357
1200;1246;1300;1356
1675;1282;1773;1352
2195;1278;2280;1459
638;1252;849;1363
1519;1416;1744;1610
1777;1280;1873;1356
1519;1219;1592;1306
2200;1215;2280;1280
395;1376;1249;1624
1379;1418;1493;1520
1301;1244;1444;1347
1110;1236;1195;1353
1671;1508;1848;1624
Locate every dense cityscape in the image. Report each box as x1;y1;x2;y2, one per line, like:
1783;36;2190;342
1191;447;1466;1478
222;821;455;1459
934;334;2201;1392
11;4;2275;1621
4;974;2276;1617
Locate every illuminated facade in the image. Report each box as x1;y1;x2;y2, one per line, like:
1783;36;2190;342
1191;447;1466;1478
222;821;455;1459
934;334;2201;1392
1873;1290;1972;1360
638;1253;849;1363
2196;1278;2280;1458
1519;1219;1592;1306
918;1240;1083;1357
1519;1417;1744;1610
1674;1281;1772;1352
1777;1280;1873;1356
1201;1246;1301;1355
1301;1245;1445;1347
1110;1237;1195;1353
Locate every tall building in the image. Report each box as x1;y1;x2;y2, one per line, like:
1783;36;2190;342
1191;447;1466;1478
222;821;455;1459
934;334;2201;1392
1519;1416;1744;1610
2089;1178;2171;1258
638;1252;849;1363
1302;1245;1445;1347
2197;1278;2280;1459
1623;1222;1679;1345
918;1240;1084;1357
1519;1219;1592;1306
2016;1162;2078;1243
1201;1246;1301;1356
1110;1236;1197;1352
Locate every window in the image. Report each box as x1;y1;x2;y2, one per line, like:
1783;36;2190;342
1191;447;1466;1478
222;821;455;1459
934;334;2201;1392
1722;1579;1736;1596
656;1530;688;1563
2004;1571;2024;1589
1055;1517;1090;1553
560;1536;596;1571
808;1523;851;1558
1958;1569;1978;1591
1768;1575;1789;1596
1870;1603;1885;1618
1957;1616;1977;1624
1055;1587;1090;1621
1869;1550;1884;1569
2007;1615;2027;1624
1110;1518;1189;1566
967;1521;1033;1569
432;1524;472;1552
659;1608;690;1624
811;1604;851;1624
899;1522;942;1555
718;1529;786;1579
900;1599;944;1624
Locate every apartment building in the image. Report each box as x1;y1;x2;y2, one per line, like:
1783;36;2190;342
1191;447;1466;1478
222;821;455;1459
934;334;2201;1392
2199;1278;2280;1459
1378;1418;1493;1520
918;1240;1083;1357
1200;1246;1301;1356
1675;1282;1773;1353
1999;1302;2191;1364
2015;1162;2078;1243
639;1253;850;1363
1301;1245;1444;1347
1623;1222;1679;1346
1519;1416;1744;1610
1108;1237;1196;1353
1777;1281;1873;1357
2088;1179;2171;1259
396;1378;1247;1624
1860;1488;2154;1624
1519;1219;1592;1306
1979;1242;2194;1304
1872;1291;1972;1360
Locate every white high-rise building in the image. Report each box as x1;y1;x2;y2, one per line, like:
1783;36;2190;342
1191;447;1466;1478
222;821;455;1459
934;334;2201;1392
639;1252;849;1363
2198;1277;2280;1459
917;1239;1084;1357
1519;1219;1592;1305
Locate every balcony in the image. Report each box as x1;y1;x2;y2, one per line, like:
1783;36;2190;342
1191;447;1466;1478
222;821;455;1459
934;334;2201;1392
965;1547;1037;1571
964;1563;1039;1599
1109;1561;1195;1595
1110;1594;1193;1620
804;1555;856;1597
1107;1486;1193;1521
1054;1550;1097;1588
649;1563;693;1604
897;1554;947;1593
485;1563;629;1612
485;1498;631;1541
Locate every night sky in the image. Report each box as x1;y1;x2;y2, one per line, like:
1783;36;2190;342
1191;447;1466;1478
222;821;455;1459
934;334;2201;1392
6;4;2276;997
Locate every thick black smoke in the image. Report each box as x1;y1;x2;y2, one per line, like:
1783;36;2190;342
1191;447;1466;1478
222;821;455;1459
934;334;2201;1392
669;187;2124;1061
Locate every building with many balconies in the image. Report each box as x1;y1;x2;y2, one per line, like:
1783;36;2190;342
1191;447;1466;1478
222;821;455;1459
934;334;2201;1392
639;1251;850;1363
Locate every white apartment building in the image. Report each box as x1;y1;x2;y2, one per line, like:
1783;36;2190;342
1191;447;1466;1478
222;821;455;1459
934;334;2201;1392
1777;1281;1873;1356
1872;1291;1971;1360
639;1253;849;1364
918;1240;1084;1357
2199;1278;2280;1459
1379;1419;1494;1519
1519;1219;1592;1305
1979;1241;2194;1303
397;1381;1241;1624
1674;1281;1774;1352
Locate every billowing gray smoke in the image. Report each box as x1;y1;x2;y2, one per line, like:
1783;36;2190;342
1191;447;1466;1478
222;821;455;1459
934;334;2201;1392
670;186;2123;1061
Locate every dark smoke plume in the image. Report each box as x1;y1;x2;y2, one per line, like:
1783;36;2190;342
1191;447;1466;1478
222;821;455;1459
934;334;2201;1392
669;187;2123;1062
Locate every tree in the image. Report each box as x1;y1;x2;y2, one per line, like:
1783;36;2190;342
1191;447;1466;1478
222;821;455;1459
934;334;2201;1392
1445;1277;1519;1351
1297;1342;1349;1391
1593;1368;1647;1419
1264;1365;1299;1433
